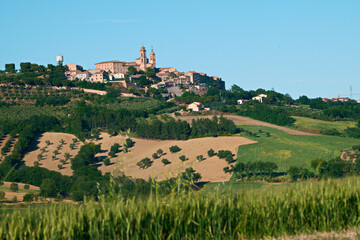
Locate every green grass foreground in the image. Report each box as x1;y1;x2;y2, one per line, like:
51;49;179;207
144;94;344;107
2;178;360;239
237;126;360;172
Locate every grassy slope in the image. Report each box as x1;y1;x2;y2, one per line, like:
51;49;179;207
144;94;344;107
293;116;356;132
236;126;360;172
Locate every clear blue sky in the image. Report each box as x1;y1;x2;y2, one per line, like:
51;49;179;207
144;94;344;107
1;0;360;99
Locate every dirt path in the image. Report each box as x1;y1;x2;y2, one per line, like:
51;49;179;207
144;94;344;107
175;114;314;136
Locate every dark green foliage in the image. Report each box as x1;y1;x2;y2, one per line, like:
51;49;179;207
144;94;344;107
238;104;294;126
145;68;156;78
108;151;116;158
208;149;216;157
124;138;134;148
127;66;137;75
181;167;202;182
288;166;314;181
35;95;70;106
217;150;233;159
161;159;171;165
344;127;360;138
152;153;159;159
137;157;152;169
40;178;59;197
5;64;16;73
24;184;30;190
169;145;181;153
110;143;120;153
0;191;4;199
196;155;204;162
232;161;279;180
191;115;238;137
71;143;101;171
156;149;163;156
10;183;18;192
23;193;35;202
311;158;353;178
136;118;190;140
103;158;111;166
179;155;187;162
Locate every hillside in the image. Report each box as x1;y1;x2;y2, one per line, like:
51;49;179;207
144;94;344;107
23;132;256;182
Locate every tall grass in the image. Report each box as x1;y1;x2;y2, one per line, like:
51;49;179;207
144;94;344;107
2;177;360;239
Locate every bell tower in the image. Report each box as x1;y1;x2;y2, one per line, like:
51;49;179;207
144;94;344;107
139;46;147;71
150;48;156;68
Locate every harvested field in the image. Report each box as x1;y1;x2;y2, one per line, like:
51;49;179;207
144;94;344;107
22;132;84;176
102;133;256;182
1;182;39;201
175;114;314;135
24;132;256;182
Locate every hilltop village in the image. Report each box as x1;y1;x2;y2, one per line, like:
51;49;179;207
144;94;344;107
64;46;225;98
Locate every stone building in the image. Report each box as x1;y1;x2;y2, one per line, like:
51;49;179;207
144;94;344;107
95;46;156;73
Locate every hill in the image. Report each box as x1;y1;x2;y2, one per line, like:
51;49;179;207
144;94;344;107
23;132;256;182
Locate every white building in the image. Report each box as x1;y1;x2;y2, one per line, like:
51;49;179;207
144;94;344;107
187;102;204;112
76;71;91;81
252;94;267;103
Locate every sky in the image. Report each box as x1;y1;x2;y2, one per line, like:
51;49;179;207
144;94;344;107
1;0;360;99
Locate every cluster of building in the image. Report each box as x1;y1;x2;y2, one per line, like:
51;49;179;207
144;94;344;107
63;46;224;97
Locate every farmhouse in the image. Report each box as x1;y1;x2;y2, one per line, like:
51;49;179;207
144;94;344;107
187;102;205;112
252;94;267;103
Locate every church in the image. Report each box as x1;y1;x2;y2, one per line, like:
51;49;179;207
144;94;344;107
95;46;156;74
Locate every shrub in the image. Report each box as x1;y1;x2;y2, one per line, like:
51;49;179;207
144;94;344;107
58;164;63;170
23;193;34;202
0;181;3;186
108;151;116;158
110;143;120;153
124;138;134;148
218;150;233;159
156;149;163;156
24;184;30;190
12;196;17;203
10;183;19;192
170;145;181;153
207;149;216;157
152;153;159;159
196;155;204;162
0;191;5;199
179;155;187;162
137;157;152;169
161;158;171;165
103;158;111;166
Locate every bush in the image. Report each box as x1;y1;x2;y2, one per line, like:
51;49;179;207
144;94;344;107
152;153;159;159
24;184;30;190
10;183;18;192
156;149;163;156
124;138;134;148
0;191;5;199
108;151;116;158
179;155;187;162
196;155;204;162
23;193;34;202
103;158;111;166
169;145;181;153
218;150;233;159
161;159;171;165
137;157;152;169
207;149;216;157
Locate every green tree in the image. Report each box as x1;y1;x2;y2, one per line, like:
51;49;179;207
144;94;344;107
145;67;156;78
161;158;171;165
127;66;137;75
207;149;216;157
5;64;16;73
10;183;19;192
40;178;59;197
103;158;111;166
